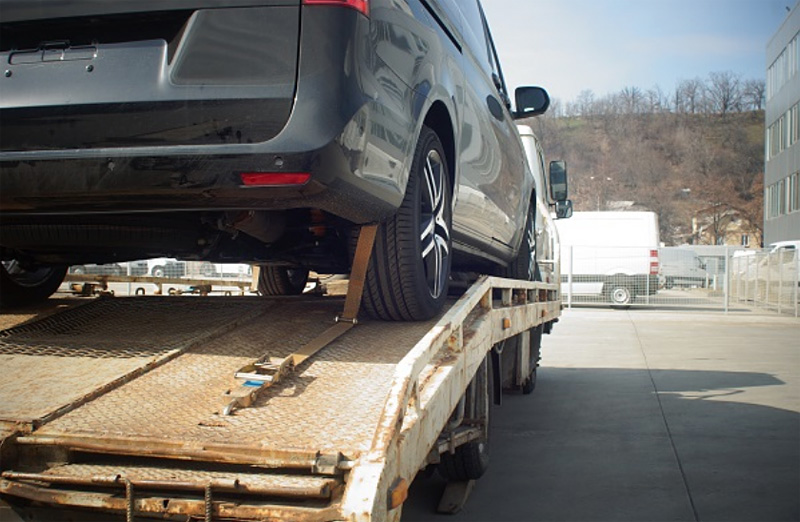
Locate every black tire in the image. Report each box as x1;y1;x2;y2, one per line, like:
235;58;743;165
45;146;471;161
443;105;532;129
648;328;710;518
520;325;543;395
504;200;542;394
439;357;490;481
361;126;452;321
507;199;538;282
258;266;309;296
0;261;67;308
152;266;165;278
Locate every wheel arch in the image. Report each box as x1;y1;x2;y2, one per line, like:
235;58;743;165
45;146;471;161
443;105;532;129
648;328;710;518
422;102;456;200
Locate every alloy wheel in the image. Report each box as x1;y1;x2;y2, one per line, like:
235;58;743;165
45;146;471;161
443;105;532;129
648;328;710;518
419;149;450;299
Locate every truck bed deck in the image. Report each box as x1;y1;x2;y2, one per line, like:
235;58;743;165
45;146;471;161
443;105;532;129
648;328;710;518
16;296;435;457
0;277;561;521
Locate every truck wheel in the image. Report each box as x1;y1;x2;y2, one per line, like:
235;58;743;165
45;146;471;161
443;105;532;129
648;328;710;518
507;199;538;281
520;325;543;395
152;266;166;278
608;284;632;306
439;357;490;481
0;260;67;308
362;125;452;321
258;266;309;295
200;262;216;277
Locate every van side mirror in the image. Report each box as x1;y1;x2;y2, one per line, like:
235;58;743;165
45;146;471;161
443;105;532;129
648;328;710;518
514;86;550;119
549;160;568;201
555;199;573;219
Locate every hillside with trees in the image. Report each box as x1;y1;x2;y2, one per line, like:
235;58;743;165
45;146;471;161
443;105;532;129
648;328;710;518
522;72;765;247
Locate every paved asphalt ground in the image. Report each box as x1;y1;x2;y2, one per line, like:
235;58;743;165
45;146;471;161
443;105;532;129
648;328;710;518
403;308;800;522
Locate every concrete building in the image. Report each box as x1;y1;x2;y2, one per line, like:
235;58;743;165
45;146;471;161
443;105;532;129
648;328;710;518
765;1;800;245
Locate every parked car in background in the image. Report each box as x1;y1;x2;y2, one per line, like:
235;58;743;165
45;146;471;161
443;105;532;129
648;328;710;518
758;241;800;290
0;0;556;317
659;247;709;289
69;263;125;276
556;211;661;306
198;262;252;280
123;258;185;278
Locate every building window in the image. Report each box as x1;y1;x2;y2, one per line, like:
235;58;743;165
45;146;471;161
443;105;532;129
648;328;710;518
768;31;800;100
766;102;800;161
792;172;800;214
793;103;800;145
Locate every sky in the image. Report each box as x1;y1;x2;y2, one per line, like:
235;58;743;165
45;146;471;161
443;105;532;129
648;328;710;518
481;0;796;105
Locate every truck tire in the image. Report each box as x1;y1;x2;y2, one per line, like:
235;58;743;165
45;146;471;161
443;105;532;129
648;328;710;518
258;266;309;296
361;126;452;321
0;260;67;308
152;266;166;278
520;325;543;395
504;199;542;394
438;357;490;481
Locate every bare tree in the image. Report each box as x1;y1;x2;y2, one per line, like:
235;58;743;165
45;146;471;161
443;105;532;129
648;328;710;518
575;89;596;117
742;78;766;111
674;78;706;114
619;86;644;114
706;71;743;114
645;85;670;113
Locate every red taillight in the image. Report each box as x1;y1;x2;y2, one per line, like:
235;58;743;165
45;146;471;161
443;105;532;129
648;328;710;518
650;249;659;275
302;0;369;16
240;172;311;186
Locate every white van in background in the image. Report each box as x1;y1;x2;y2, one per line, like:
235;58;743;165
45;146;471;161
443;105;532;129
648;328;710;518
555;211;660;306
659;247;710;288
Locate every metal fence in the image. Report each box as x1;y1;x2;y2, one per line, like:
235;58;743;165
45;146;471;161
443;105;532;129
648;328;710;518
730;249;800;316
561;245;800;317
60;248;800;316
63;259;255;297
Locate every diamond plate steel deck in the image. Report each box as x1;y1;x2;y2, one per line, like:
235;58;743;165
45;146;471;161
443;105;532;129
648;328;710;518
0;297;268;428
29;297;438;461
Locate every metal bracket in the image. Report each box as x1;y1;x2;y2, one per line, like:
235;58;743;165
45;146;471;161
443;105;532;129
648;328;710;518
312;452;345;475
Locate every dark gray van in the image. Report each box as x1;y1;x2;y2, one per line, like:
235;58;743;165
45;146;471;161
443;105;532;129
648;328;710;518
0;0;556;319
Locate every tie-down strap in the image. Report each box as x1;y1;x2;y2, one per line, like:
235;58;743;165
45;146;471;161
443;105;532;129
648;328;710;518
221;224;378;415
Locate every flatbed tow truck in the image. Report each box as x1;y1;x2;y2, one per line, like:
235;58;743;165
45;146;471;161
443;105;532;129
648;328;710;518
0;241;560;521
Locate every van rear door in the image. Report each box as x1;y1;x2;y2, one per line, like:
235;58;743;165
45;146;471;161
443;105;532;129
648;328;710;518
0;1;301;151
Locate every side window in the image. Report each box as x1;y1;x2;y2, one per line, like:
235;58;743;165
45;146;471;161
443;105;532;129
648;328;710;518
453;0;491;73
481;4;510;100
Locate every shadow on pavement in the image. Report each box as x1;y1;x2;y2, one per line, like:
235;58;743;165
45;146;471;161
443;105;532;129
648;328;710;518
403;367;800;522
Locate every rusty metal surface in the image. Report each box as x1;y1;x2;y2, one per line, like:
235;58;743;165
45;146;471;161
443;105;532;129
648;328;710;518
30;298;438;459
0;298;85;330
7;462;341;498
1;479;342;522
0;297;267;427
